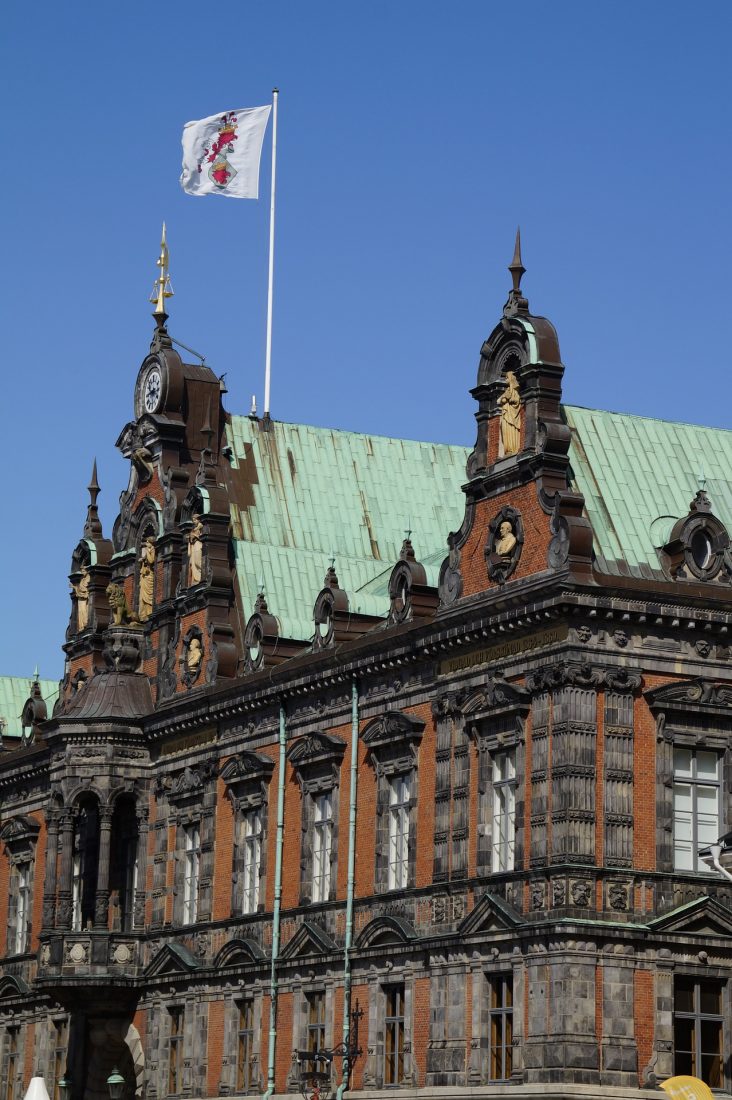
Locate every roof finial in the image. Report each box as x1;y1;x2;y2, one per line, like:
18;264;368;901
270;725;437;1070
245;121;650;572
509;226;525;293
84;457;103;538
149;222;174;326
698;466;707;492
504;227;529;317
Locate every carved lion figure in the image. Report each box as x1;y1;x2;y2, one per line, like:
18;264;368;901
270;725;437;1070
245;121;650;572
106;583;130;626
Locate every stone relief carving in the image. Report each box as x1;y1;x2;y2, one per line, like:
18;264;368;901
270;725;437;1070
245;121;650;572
608;882;630;912
570;880;591;907
485;506;524;584
107;583;132;627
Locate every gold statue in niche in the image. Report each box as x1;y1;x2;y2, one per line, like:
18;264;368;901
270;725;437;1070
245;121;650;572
188;515;204;586
498;370;521;456
138;537;156;621
73;565;91;631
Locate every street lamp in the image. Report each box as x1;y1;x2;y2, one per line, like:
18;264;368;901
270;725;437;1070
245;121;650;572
57;1074;71;1100
699;832;732;882
106;1070;125;1100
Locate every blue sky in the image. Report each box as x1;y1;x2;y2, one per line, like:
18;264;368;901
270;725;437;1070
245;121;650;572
2;1;731;680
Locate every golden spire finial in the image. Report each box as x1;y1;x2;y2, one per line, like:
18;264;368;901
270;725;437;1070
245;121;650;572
150;221;174;318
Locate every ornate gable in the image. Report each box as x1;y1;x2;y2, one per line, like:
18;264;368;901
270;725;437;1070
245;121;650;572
280;920;336;960
458;891;524;936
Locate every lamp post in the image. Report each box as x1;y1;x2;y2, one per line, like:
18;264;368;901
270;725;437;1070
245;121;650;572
106;1070;125;1100
699;833;732;882
57;1074;71;1100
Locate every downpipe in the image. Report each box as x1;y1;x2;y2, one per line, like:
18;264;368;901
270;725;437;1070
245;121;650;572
336;677;359;1100
263;703;287;1100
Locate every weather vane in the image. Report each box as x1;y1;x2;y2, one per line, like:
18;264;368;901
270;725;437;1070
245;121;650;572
150;222;174;317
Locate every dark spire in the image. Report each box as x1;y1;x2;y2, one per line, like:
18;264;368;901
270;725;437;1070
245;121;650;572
503;226;529;317
83;457;103;538
509;227;525;292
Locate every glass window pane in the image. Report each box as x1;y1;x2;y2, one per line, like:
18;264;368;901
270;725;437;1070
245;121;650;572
696;751;719;781
674;748;693;777
700;1018;722;1053
702;1053;723;1088
675;979;695;1012
699;984;722;1015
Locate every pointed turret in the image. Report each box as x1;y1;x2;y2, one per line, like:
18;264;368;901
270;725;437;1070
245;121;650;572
83;458;103;539
503;226;529;317
149;222;174;349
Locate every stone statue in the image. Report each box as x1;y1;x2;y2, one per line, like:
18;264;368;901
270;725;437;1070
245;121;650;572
138;537;156;621
106;583;130;626
495;520;517;557
188;515;204;586
73;565;91;631
498;370;521;456
186;637;203;675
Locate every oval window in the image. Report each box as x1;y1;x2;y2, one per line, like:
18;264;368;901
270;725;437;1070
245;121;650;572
690;529;713;571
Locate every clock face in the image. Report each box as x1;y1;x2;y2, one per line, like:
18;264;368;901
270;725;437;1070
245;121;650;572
144;367;162;413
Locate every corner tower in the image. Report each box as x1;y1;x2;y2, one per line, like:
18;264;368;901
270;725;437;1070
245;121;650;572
439;231;593;607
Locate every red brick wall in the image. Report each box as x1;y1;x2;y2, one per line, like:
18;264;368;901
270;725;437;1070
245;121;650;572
459;482;553;600
207;1000;225;1096
212;775;234;921
634;969;654;1078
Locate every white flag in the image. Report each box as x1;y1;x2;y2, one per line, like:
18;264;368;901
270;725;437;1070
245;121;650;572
180;106;271;199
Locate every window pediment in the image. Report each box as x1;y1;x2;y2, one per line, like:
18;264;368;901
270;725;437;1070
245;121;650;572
0;815;40;860
646;679;732;715
221;751;274;805
361;711;425;751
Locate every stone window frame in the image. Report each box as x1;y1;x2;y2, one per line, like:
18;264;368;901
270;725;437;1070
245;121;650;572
162;761;218;927
363;966;417;1091
0;816;39;958
221;751;274;917
287;977;337;1092
287;733;346;907
1;1024;22;1100
167;1003;185;1096
672;974;727;1088
48;1014;69;1100
461;684;528;880
646;681;732;876
672;747;721;873
484;970;514;1082
361;712;425;895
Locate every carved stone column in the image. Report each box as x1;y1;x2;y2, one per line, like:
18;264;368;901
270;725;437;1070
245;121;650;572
94;809;113;928
42;812;60;929
56;812;75;929
134;807;149;930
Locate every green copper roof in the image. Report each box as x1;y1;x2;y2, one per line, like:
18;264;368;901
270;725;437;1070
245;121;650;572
222;405;732;641
564;405;732;578
224;416;469;640
0;677;59;740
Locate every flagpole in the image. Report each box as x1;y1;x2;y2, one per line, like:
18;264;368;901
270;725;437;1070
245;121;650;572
263;88;278;419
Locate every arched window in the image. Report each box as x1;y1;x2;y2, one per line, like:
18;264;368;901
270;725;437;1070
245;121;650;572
71;798;100;931
109;796;139;932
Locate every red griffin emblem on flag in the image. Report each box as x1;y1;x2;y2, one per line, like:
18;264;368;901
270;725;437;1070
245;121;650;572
198;111;239;189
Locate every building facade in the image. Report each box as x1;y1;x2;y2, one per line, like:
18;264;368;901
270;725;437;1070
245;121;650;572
2;243;732;1100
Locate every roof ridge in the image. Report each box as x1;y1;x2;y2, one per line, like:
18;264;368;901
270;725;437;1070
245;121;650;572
228;413;471;450
563;403;732;436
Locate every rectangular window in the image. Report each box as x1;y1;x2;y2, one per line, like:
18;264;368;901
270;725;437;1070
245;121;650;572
311;794;332;904
242;809;262;916
384;984;405;1086
4;1028;19;1100
306;991;326;1055
674;977;723;1087
673;748;720;871
182;823;200;925
51;1018;69;1100
492;751;516;873
388;776;410;891
488;974;513;1081
13;862;30;955
168;1007;183;1095
236;1000;255;1093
